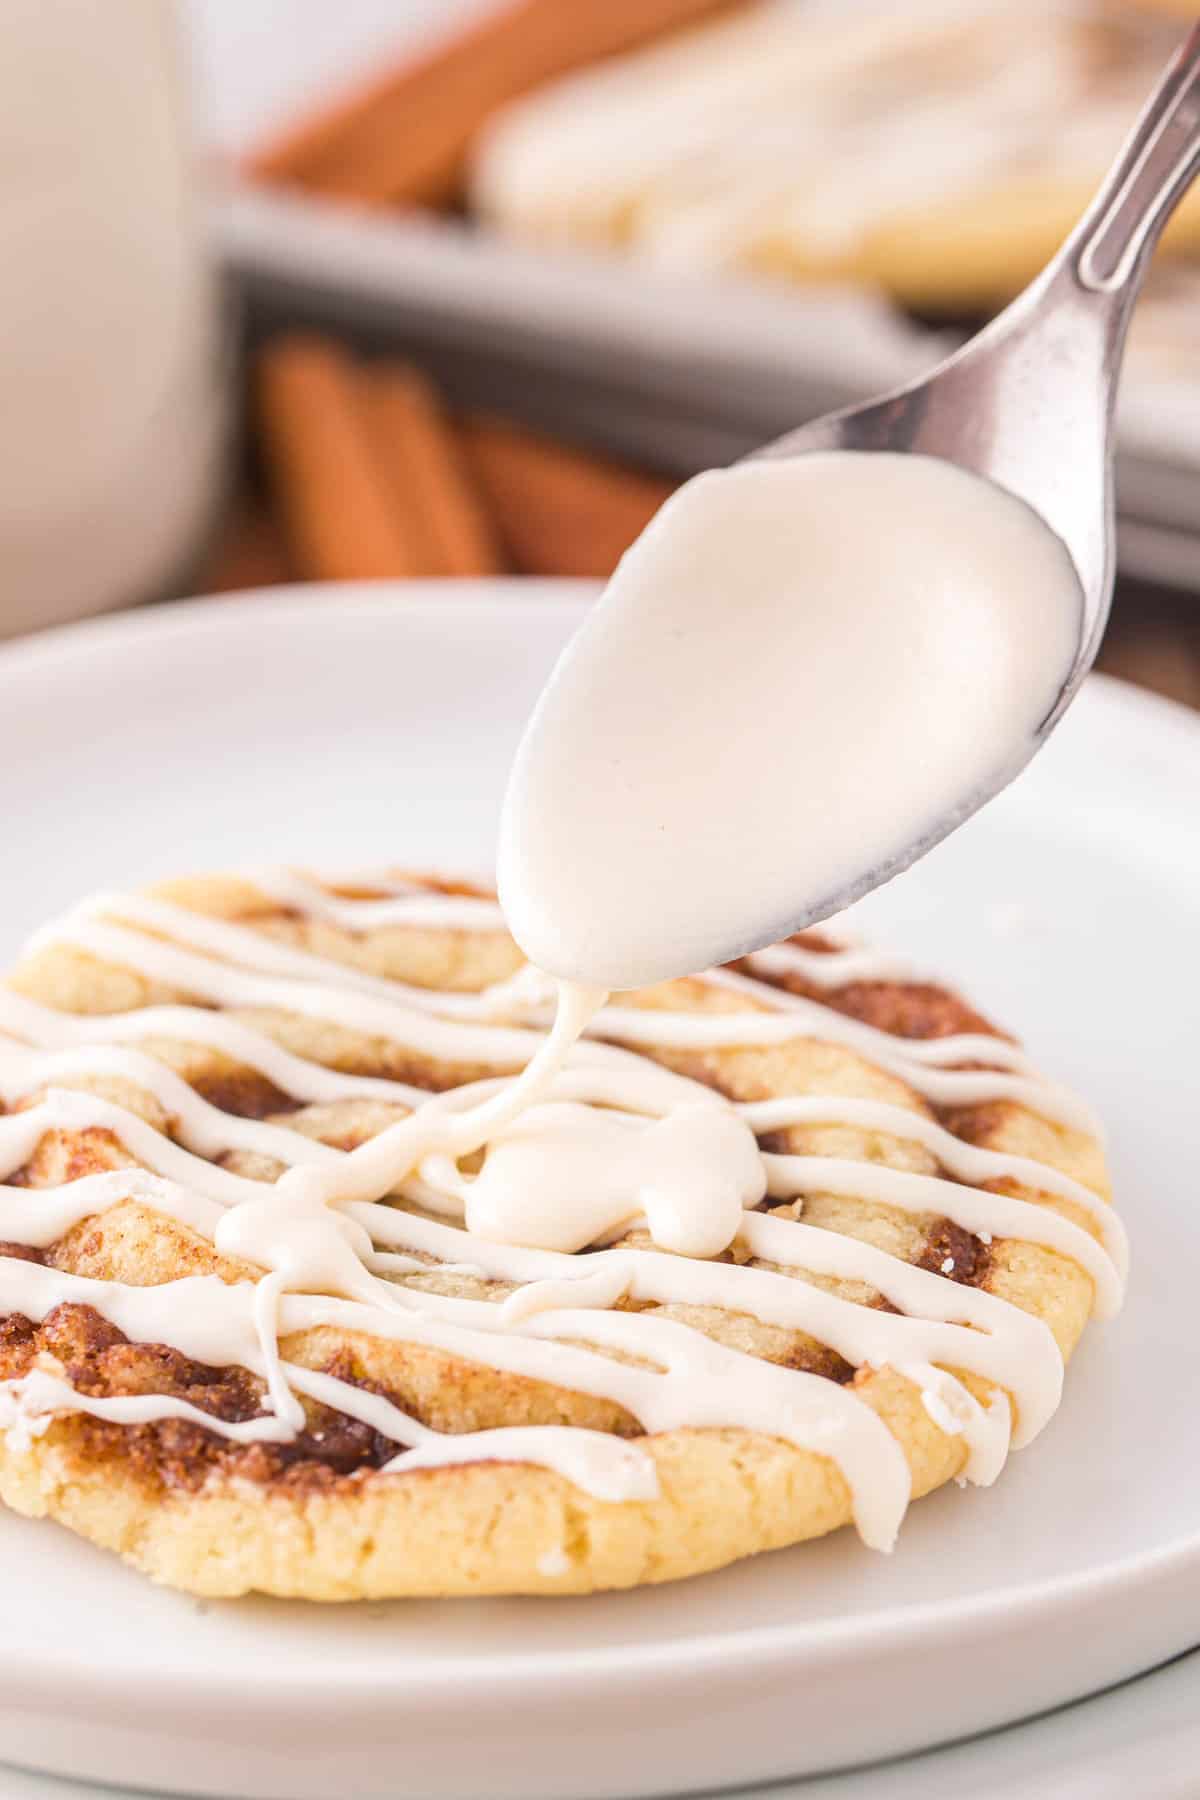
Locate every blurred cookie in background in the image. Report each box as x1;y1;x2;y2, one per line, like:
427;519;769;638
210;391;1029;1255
471;0;1200;313
1119;0;1196;17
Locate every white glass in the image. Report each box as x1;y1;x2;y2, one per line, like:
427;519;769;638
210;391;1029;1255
0;0;224;636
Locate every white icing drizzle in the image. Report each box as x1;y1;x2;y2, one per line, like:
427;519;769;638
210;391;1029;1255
0;1041;349;1172
351;1207;1062;1451
602;972;1103;1137
31;896;511;1023
26;900;1100;1134
759;1157;1121;1322
704;967;1040;1072
0;877;1124;1552
0;1369;295;1451
461;1102;765;1258
0;1167;222;1249
0;986;431;1108
740;1094;1128;1285
0;1090;268;1207
236;867;507;934
746;940;922;991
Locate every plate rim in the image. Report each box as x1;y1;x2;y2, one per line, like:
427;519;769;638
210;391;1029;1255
3;576;1197;757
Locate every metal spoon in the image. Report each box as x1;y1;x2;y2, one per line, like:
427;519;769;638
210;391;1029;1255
750;23;1200;920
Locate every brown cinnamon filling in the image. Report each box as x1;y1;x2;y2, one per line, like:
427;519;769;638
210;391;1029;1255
731;930;1007;1043
192;1070;302;1121
0;1303;409;1494
916;1217;992;1289
730;933;1004;1287
327;873;496;906
787;1342;855;1384
0;1243;45;1266
0;1289;867;1490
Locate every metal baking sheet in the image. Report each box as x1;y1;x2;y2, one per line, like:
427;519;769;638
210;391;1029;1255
216;183;1200;591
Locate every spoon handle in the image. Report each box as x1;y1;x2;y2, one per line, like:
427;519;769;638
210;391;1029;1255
1073;23;1200;296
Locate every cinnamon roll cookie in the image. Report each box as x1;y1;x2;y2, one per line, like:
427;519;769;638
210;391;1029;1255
0;871;1123;1597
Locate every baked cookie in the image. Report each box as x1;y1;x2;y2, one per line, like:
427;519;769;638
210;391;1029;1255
1119;0;1196;17
0;871;1124;1598
471;1;1200;312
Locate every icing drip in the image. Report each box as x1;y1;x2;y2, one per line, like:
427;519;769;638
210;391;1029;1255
0;878;1124;1551
462;1102;765;1257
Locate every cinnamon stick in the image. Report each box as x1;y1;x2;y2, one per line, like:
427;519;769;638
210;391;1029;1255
246;0;747;207
365;365;503;576
1099;620;1200;709
255;335;423;581
460;416;676;577
200;491;293;594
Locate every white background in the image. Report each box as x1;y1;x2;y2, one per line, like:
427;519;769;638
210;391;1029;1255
184;0;502;150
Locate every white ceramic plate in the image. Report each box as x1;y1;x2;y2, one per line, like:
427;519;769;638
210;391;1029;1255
0;585;1198;1800
6;1649;1200;1800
